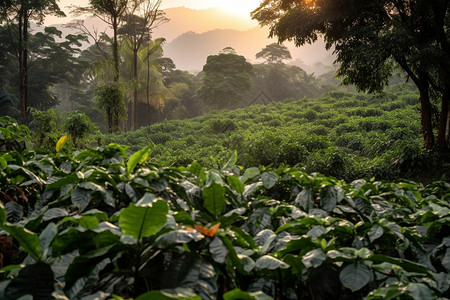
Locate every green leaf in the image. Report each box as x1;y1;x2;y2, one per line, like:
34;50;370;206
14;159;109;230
227;175;244;194
0;156;7;169
3;262;54;300
66;257;111;299
209;236;227;263
119;200;168;240
238;254;255;272
223;150;237;169
406;283;435;300
127;144;153;174
368;224;384;243
39;223;57;258
71;186;93;212
261;171;278;189
302;248;326;268
442;248;450;271
255;255;289;270
223;288;272;300
154;229;204;248
0;203;6;224
202;182;226;216
339;262;371;292
320;185;343;211
240;167;260;183
136;288;201;300
2;224;41;261
295;189;314;212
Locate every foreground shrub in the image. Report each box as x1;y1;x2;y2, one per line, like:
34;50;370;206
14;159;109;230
0;145;449;299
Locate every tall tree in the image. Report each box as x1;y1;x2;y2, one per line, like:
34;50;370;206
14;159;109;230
197;53;253;110
0;0;64;124
252;0;450;150
118;0;168;130
256;43;292;64
120;36;166;128
74;0;129;83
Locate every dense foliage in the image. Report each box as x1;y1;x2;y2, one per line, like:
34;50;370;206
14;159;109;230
99;84;448;182
0;116;449;300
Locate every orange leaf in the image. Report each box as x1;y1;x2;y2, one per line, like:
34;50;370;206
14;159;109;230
194;223;221;237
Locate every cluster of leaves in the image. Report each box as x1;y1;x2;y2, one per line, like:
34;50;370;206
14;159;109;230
98;84;448;182
0;118;449;299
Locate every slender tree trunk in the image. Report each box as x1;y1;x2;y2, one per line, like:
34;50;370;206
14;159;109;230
18;8;26;125
417;72;435;149
131;47;138;131
23;12;28;121
112;15;120;83
437;88;450;151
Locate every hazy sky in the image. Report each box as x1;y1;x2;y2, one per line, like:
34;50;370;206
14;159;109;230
45;0;262;25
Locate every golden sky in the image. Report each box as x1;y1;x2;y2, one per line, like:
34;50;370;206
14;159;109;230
45;0;261;25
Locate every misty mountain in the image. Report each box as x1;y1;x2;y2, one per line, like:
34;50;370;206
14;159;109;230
152;7;258;42
42;6;335;74
163;27;335;74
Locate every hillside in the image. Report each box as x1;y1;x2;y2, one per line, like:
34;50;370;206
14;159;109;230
98;84;449;183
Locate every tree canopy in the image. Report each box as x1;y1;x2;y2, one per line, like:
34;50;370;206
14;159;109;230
251;0;450;150
197;53;253;110
256;43;292;63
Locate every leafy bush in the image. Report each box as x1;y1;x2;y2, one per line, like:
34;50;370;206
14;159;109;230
209;118;237;133
29;108;59;150
0;144;449;299
64;110;96;147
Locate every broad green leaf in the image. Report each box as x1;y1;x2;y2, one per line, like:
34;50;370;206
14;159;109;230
136;288;201;300
66;257;111;299
368;224;384;243
71;186;93;211
202;182;226;216
2;224;41;261
3;262;54;299
261;171;278;189
320;185;344;211
255;255;289;270
60;215;100;230
119;201;168;240
223;288;272;300
295;189;314;212
43;208;68;221
339;262;371;292
210;236;227;263
405;283;435;300
302;248;326;268
0;156;7;169
55;135;68;152
155;229;204;248
223;150;237;169
126;144;153;174
39;223;57;258
240;167;260;183
5;201;23;223
238;254;255;272
227;175;244;194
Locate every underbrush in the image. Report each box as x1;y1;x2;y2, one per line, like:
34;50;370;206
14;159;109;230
0;118;449;299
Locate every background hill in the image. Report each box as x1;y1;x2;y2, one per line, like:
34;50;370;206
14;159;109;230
45;7;335;74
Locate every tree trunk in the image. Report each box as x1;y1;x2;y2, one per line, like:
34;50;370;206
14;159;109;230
417;72;434;149
112;15;120;83
131;47;138;131
18;8;26;125
437;88;450;151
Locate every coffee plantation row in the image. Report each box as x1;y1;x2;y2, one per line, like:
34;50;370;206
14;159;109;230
0;116;449;299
